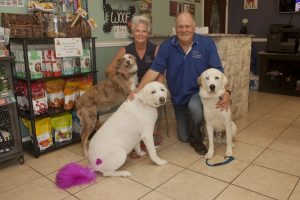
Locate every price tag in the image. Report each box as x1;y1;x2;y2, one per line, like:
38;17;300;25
113;26;127;39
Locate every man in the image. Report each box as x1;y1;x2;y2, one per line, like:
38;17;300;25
131;12;231;155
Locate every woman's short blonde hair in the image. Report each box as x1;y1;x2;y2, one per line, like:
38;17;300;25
131;15;151;32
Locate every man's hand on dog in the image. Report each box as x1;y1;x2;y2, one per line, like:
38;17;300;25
216;91;230;111
127;87;141;101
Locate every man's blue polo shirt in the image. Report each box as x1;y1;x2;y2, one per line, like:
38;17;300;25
151;34;223;106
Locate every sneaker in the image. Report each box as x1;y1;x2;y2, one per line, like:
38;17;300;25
190;141;208;155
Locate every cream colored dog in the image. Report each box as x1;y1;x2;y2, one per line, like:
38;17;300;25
198;68;237;159
88;81;168;177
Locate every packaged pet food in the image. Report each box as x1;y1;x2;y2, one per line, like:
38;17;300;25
73;57;81;73
51;50;62;77
42;50;53;77
51;113;72;143
14;81;29;110
64;78;81;110
31;81;48;115
13;50;26;78
62;57;74;75
46;79;65;108
71;111;81;135
80;49;91;73
78;76;93;96
22;117;53;151
28;51;43;79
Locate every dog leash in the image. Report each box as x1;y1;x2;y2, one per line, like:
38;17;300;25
205;156;235;167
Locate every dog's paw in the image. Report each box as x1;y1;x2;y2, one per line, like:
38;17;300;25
136;150;146;157
226;149;233;157
205;151;214;159
120;171;132;177
155;159;168;166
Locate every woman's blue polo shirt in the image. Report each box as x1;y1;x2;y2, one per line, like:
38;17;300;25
151;34;223;106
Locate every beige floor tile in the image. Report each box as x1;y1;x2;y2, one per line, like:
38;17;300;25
281;126;300;142
269;137;300;156
188;155;249;183
259;113;296;126
215;141;265;163
66;142;86;157
233;165;298;200
216;185;274;200
236;131;277;148
234;111;264;132
248;91;268;103
140;190;174;200
158;142;201;168
0;162;42;194
63;196;79;200
240;119;288;138
156;169;228;200
47;159;104;194
270;105;300;120
291;116;300;129
236;120;287;147
25;148;85;175
290;182;300;200
254;149;300;176
127;158;184;189
0;177;70;200
75;177;151;200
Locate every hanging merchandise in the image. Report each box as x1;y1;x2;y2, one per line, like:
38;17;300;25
102;1;136;34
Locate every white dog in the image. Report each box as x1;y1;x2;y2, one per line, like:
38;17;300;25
198;68;237;159
88;81;168;177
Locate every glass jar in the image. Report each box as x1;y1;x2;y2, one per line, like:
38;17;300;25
45;14;66;37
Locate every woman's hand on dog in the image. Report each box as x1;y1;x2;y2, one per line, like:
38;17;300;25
216;91;231;111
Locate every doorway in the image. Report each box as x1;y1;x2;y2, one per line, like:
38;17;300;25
204;0;227;33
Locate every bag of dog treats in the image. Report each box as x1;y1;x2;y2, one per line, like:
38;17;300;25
14;81;29;110
46;79;65;108
62;57;75;75
80;49;91;73
64;78;81;110
22;117;53;151
78;76;93;96
51;50;62;77
28;51;43;79
31;81;48;115
42;49;53;77
51;113;72;143
73;57;81;73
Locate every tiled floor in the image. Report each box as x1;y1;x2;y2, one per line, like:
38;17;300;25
1;91;300;200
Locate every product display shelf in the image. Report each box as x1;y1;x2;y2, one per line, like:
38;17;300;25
0;56;24;164
9;37;97;158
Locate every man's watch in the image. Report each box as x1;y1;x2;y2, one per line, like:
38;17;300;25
226;89;231;95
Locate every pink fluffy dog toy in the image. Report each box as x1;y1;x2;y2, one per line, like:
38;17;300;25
56;163;97;189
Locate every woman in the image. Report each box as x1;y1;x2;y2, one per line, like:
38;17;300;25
106;15;164;82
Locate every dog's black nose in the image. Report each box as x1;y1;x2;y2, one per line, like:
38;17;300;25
209;84;215;91
159;97;165;104
125;60;131;68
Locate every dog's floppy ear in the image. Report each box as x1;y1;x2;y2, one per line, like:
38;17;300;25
136;84;149;104
222;73;228;87
116;57;124;69
197;75;205;88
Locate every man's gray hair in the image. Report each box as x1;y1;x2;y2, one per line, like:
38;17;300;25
131;15;151;32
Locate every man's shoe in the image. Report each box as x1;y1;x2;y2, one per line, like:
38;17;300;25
191;141;207;155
